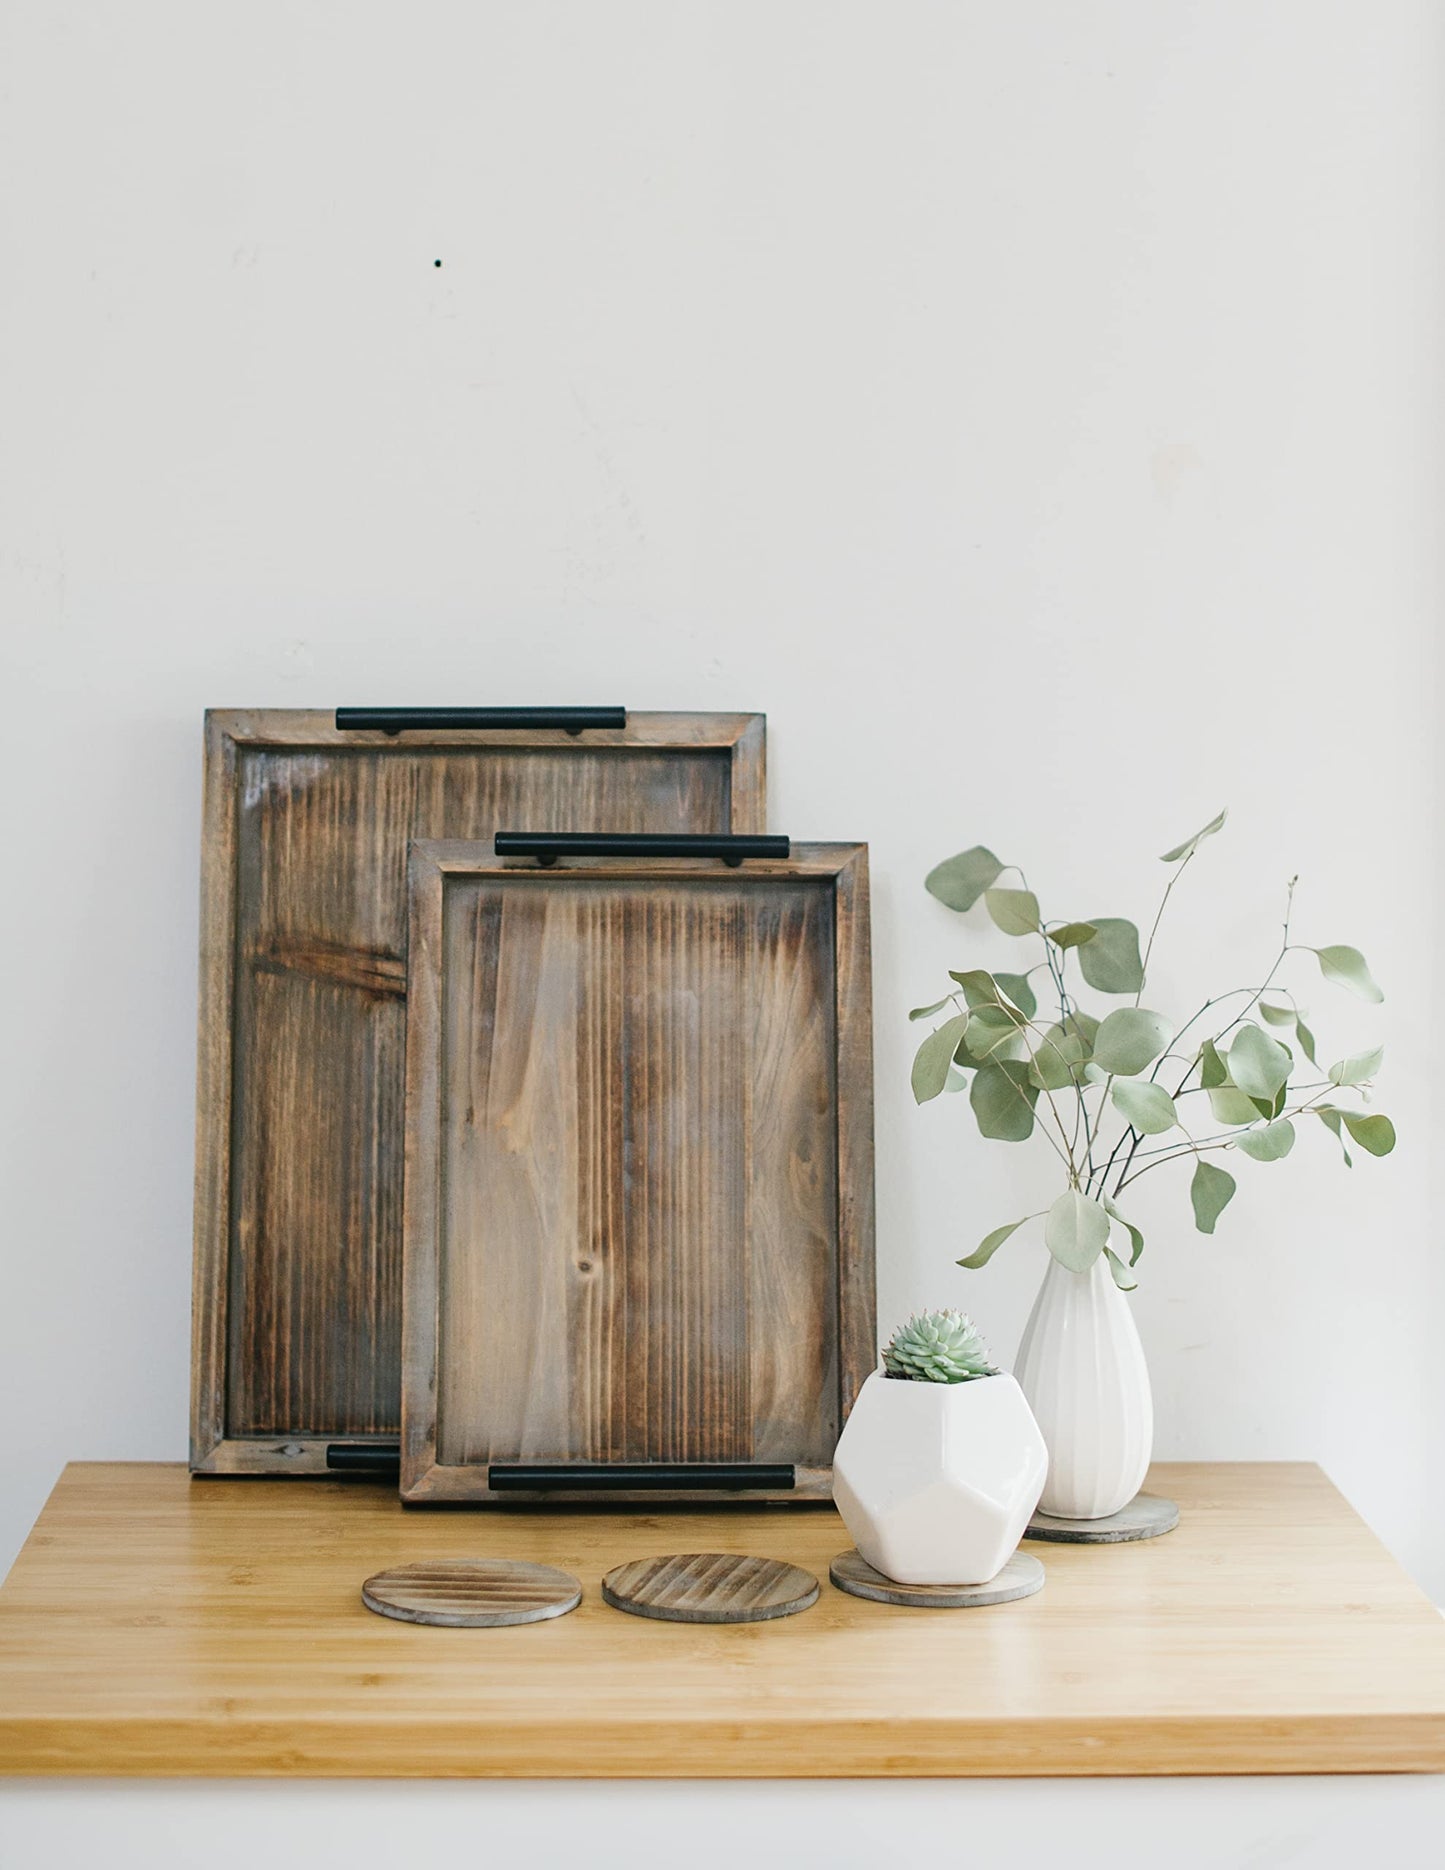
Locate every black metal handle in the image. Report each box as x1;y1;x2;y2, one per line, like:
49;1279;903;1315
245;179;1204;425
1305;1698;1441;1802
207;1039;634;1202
326;1441;401;1474
495;833;791;869
335;707;626;736
487;1463;795;1492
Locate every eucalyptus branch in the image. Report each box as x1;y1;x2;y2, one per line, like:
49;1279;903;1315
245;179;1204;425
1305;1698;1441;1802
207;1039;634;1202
1043;935;1095;1166
1209;877;1297;1051
974;1017;1078;1174
989;1055;1076;1176
1107;1050;1203;1197
1116;1086;1338;1192
1156;988;1260;1071
1015;1020;1083;1171
1092;1110;1135;1197
1136;847;1194;1002
912;818;1392;1281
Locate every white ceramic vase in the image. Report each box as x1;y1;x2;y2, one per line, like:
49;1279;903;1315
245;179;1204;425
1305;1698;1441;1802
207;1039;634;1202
1014;1240;1152;1520
831;1370;1048;1585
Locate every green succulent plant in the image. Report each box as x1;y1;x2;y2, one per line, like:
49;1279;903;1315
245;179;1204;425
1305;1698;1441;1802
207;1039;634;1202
882;1309;998;1383
912;810;1395;1290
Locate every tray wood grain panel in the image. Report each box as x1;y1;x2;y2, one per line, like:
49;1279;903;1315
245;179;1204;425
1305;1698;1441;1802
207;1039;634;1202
193;710;767;1474
402;845;874;1505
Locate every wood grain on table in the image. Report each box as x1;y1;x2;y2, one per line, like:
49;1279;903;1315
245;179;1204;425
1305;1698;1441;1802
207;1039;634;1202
1;1463;1443;1777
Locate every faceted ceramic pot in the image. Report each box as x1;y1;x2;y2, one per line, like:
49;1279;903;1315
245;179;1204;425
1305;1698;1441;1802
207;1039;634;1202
831;1371;1048;1586
1014;1242;1152;1520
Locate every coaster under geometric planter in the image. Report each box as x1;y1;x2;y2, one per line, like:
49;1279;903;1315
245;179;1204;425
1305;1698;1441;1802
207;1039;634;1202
830;1548;1044;1609
360;1558;582;1627
1024;1492;1180;1545
601;1553;819;1624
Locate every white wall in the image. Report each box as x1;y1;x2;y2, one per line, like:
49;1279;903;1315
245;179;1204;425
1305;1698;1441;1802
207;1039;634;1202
6;1778;1445;1870
2;1;1441;1594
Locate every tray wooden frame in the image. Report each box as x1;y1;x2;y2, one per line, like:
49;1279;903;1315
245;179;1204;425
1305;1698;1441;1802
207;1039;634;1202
192;709;766;1476
401;841;875;1506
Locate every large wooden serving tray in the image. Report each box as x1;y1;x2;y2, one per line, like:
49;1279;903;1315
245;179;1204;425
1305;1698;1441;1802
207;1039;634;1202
192;709;766;1477
401;838;874;1505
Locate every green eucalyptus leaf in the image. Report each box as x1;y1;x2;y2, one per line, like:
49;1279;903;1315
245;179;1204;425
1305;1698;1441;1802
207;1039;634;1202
1076;918;1145;994
1295;1016;1319;1067
909;995;955;1022
926;846;1004;912
984;887;1041;936
1031;1012;1100;1090
1190;1160;1237;1234
1110;1078;1178;1135
1199;1038;1229;1088
942;1066;971;1094
1103;1195;1145;1266
969;1058;1039;1141
1236;1119;1296;1161
948;968;996;1005
1228;1023;1292;1100
994;972;1037;1019
1059;1008;1101;1047
1342;1111;1396;1157
1159;809;1228;864
1258;1000;1296;1028
1104;1246;1138;1291
1048;922;1098;950
1045;1189;1110;1271
1315;1106;1354;1167
1208;1084;1261;1125
1030;1043;1076;1091
963;1018;1026;1064
969;1000;1024;1034
1313;945;1384;1004
1328;1045;1384;1087
1092;1007;1174;1076
958;1217;1031;1270
911;1014;971;1104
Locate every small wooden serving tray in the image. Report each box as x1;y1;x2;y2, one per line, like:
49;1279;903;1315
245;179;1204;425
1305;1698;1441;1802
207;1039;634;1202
192;709;766;1477
401;839;875;1504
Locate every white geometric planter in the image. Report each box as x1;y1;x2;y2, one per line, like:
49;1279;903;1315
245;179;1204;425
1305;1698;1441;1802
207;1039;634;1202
1014;1242;1153;1520
831;1371;1049;1586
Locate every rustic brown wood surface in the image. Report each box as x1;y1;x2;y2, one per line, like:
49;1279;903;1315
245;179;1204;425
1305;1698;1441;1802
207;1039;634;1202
601;1553;820;1624
828;1547;1045;1608
401;842;874;1504
191;709;766;1475
360;1557;582;1627
3;1463;1444;1776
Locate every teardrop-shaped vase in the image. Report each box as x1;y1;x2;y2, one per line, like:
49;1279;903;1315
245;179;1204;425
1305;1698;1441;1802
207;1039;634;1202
1014;1241;1152;1519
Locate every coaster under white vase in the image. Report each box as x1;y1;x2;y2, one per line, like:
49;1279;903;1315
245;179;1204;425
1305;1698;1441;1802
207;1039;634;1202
1025;1492;1179;1544
830;1546;1045;1607
1014;1237;1153;1522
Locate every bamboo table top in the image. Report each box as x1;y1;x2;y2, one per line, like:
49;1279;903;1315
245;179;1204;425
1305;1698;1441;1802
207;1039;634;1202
1;1462;1443;1778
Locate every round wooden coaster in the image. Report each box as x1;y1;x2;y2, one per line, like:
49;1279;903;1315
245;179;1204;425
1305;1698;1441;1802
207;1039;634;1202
829;1548;1045;1608
1024;1492;1180;1545
601;1552;819;1624
360;1558;582;1627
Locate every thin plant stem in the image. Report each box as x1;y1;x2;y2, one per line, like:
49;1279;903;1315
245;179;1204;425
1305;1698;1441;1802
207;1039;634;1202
1116;1089;1335;1192
1136;849;1194;1005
